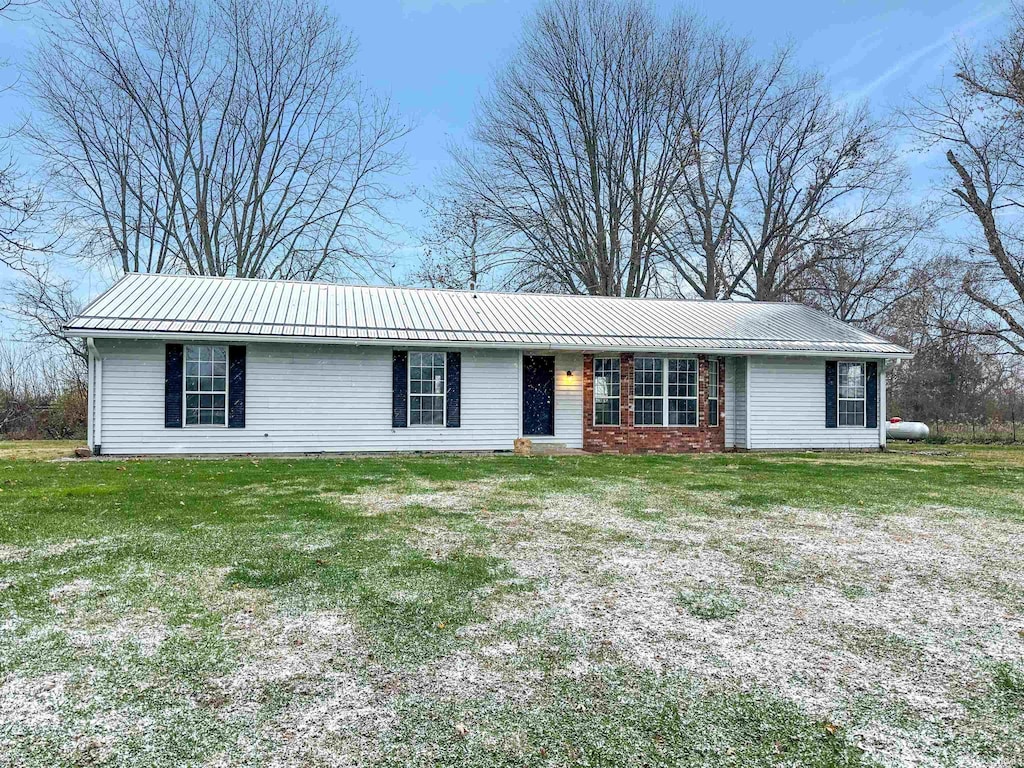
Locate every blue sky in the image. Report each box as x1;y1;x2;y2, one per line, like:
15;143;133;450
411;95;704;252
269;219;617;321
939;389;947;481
0;0;1010;293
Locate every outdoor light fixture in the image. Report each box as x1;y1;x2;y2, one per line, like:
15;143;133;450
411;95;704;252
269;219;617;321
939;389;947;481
566;370;573;377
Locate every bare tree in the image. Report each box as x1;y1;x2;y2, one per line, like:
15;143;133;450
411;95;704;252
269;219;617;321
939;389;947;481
906;2;1024;355
0;0;46;271
412;195;521;291
8;266;87;371
727;77;906;302
660;33;787;299
787;220;928;326
451;0;698;297
28;0;408;280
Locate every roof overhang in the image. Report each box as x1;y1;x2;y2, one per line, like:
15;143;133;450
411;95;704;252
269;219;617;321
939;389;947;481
66;328;914;359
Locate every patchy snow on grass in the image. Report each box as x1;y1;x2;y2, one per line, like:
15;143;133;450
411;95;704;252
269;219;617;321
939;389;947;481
0;672;68;728
2;536;122;564
208;607;395;767
320;479;502;517
470;487;1024;768
47;578;96;603
66;614;169;658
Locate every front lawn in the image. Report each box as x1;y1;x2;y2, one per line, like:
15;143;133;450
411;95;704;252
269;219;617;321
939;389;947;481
1;447;1022;767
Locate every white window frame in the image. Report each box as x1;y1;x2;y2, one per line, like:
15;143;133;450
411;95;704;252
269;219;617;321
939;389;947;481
667;357;699;427
633;356;700;428
633;356;665;427
183;344;228;428
837;361;866;428
408;350;447;427
593;356;621;426
707;357;720;428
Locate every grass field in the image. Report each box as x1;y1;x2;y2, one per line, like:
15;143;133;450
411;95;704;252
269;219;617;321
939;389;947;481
1;444;1023;767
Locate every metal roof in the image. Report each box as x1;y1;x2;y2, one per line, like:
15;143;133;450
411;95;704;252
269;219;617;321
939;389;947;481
65;273;911;357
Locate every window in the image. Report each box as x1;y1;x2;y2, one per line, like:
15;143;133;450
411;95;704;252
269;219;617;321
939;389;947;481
633;357;700;427
633;357;664;426
184;345;227;426
707;358;720;427
409;351;446;426
593;357;620;425
668;358;698;426
838;361;866;427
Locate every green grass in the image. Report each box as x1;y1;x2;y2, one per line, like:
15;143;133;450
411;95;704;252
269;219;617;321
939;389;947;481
677;585;743;620
2;445;1024;766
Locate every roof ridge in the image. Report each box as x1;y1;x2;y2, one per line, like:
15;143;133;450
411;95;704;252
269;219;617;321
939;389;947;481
119;271;812;307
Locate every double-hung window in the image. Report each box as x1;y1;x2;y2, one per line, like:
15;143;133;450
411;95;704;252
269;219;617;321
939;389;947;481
409;351;446;426
838;361;866;427
707;358;720;427
633;357;664;426
633;357;699;427
593;357;621;425
668;359;698;426
184;345;228;426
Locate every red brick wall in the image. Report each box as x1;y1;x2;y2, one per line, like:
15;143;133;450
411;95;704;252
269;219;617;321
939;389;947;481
582;353;725;454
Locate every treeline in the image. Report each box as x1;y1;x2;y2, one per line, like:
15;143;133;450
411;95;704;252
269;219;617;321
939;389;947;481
0;342;86;440
0;0;1023;441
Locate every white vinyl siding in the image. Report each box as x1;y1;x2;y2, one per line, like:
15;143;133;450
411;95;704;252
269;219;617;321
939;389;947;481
747;356;879;449
94;339;520;454
730;357;747;449
529;352;583;449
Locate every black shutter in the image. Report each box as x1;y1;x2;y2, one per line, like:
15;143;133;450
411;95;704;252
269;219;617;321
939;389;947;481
392;350;408;428
446;351;461;428
228;346;246;428
165;344;183;428
825;360;838;429
865;361;878;429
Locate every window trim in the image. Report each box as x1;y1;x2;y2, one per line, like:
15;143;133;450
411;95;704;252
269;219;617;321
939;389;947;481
633;356;700;428
633;356;665;427
183;344;228;428
837;360;866;428
707;357;720;428
592;356;621;427
407;350;447;428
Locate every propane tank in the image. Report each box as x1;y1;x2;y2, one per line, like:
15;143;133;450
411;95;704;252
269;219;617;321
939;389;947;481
886;417;930;441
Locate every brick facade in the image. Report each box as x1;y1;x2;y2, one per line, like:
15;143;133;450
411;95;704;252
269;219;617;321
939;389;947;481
582;353;725;454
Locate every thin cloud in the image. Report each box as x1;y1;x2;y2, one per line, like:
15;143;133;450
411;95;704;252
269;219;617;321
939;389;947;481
844;2;1007;104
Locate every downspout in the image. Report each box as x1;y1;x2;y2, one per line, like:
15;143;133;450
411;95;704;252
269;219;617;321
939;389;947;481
87;338;102;455
878;358;887;450
744;357;752;450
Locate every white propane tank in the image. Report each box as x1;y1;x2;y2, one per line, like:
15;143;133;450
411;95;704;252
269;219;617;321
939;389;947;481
886;417;930;441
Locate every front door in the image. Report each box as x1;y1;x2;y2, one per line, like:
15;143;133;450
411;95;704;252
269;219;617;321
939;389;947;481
523;355;555;436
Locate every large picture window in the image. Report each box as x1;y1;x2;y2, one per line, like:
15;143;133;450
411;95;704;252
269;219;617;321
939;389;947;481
838;361;866;427
633;357;699;427
409;351;446;426
707;358;720;427
593;357;620;425
184;345;227;426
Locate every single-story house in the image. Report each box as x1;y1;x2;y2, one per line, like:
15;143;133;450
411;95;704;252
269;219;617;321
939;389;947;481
64;273;911;456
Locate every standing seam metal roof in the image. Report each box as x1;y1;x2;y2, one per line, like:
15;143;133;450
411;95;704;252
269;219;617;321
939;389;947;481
64;273;911;356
